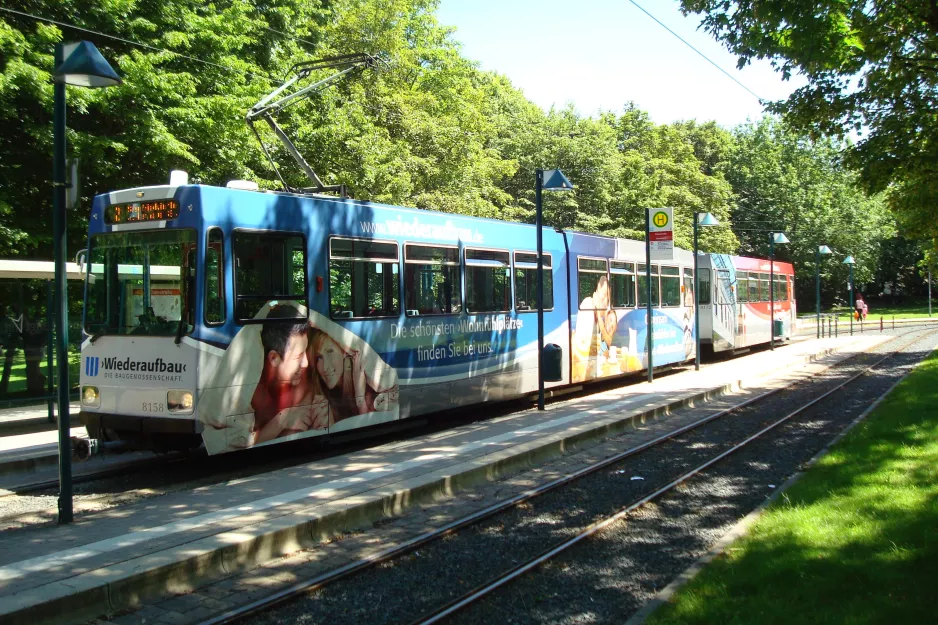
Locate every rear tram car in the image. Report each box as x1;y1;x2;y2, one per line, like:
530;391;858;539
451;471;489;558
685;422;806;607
697;254;796;353
78;178;793;454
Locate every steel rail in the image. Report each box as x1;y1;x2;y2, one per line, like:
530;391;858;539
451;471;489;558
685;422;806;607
195;328;933;625
412;328;936;625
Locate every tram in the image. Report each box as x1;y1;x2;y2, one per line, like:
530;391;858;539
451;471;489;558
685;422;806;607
698;254;796;353
77;176;795;454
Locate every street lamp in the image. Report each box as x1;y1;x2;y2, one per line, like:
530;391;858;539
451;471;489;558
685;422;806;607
769;232;790;350
815;245;833;338
535;169;573;411
53;41;121;524
693;212;719;370
843;255;856;336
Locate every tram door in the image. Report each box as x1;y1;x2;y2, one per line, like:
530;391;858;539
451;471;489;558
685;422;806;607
709;266;737;352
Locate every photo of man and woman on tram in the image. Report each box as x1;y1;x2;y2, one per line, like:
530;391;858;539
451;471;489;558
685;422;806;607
572;275;642;383
199;302;398;453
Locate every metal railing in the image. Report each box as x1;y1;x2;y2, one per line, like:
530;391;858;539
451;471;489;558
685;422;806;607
798;313;938;338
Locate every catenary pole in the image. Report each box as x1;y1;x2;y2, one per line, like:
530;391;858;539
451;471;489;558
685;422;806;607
816;248;821;339
693;214;700;370
770;236;776;351
645;208;653;383
53;43;73;524
535;170;545;411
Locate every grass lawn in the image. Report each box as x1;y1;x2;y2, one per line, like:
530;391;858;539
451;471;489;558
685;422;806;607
0;349;81;396
800;302;936;323
647;348;938;625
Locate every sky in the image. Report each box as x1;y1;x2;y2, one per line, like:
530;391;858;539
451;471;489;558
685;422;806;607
436;0;808;128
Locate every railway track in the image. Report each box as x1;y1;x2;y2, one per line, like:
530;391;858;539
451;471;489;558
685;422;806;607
189;327;937;625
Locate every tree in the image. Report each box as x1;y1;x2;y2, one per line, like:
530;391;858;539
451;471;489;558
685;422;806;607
679;0;938;254
0;0;331;257
726;117;894;306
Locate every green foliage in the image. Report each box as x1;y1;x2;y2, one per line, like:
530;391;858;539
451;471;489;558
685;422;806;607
725;117;894;305
648;347;938;625
0;0;903;304
0;0;330;257
680;0;938;259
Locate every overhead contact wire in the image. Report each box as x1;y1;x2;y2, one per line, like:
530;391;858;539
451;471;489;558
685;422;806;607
627;0;765;103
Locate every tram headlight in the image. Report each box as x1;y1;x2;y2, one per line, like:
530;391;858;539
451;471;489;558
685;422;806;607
168;390;194;414
81;385;100;407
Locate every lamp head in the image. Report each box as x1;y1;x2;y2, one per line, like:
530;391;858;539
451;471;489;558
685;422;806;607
697;212;719;227
842;255;856;265
771;232;790;245
818;245;833;255
54;41;121;88
541;169;574;192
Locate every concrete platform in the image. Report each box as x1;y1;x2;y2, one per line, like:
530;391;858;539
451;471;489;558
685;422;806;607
0;426;88;479
0;401;81;438
0;334;891;625
0;402;85;477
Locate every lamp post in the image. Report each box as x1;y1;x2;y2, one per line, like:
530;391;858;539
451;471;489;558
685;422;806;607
693;212;719;370
535;169;573;411
815;245;833;338
769;232;790;351
843;255;856;336
53;41;121;524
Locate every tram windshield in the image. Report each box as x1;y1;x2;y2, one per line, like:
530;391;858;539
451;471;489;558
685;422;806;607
85;229;196;337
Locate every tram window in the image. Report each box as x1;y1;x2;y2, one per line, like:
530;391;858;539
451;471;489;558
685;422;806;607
578;258;608;309
465;248;511;313
774;276;786;301
329;238;400;319
699;268;711;305
759;273;770;302
637;263;660;307
610;261;636;308
660;266;681;307
748;273;761;302
404;244;460;316
85;229;197;336
683;267;694;307
205;228;225;325
514;251;552;312
736;271;749;303
233;231;306;321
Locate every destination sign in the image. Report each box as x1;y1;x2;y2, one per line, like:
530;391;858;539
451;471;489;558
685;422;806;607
105;200;179;224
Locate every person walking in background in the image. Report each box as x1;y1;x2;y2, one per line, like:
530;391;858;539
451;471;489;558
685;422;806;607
855;293;868;321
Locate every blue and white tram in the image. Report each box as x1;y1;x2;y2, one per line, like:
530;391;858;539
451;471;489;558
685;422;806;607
78;178;699;454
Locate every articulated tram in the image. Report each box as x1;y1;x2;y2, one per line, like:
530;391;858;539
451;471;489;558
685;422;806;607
78;177;795;454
